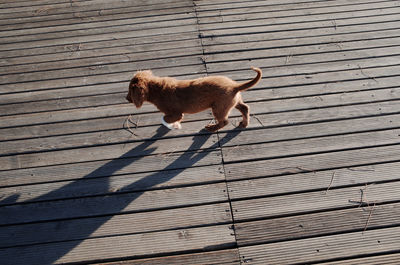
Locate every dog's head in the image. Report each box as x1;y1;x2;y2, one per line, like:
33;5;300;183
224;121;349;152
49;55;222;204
126;70;152;108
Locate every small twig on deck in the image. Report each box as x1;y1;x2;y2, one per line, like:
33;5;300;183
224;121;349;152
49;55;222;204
363;203;376;233
279;166;316;174
124;114;139;137
251;114;265;126
34;6;53;15
347;167;375;172
358;65;378;83
325;172;336;193
332;19;337;30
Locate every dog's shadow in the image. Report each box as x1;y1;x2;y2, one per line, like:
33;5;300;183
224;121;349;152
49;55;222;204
0;126;241;265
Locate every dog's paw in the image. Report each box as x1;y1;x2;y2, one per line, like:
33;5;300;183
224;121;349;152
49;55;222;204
173;122;182;130
238;121;248;128
205;124;218;132
161;117;182;130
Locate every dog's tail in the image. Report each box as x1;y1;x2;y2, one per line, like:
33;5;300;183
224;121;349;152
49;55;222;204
234;67;262;92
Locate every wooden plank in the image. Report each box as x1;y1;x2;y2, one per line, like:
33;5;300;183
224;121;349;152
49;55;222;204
197;0;398;23
206;46;400;74
231;181;400;221
316;253;400;264
0;0;187;16
195;0;368;10
204;36;400;63
199;2;400;28
0;164;224;203
0;23;197;51
199;13;400;38
203;28;400;54
228;162;400;200
222;129;400;163
200;20;400;46
0;182;228;225
226;64;400;92
0;31;198;59
0;131;222;170
0;203;232;248
220;114;400;148
0;224;235;265
224;144;400;181
0;120;217;155
0;17;197;45
0;56;203;85
97;248;240;265
0;5;194;32
0;12;195;38
235;202;400;245
1;39;201;70
0;64;205;95
1;47;202;75
238;226;400;264
0;148;221;188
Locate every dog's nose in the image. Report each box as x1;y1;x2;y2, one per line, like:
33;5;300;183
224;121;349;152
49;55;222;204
126;95;131;103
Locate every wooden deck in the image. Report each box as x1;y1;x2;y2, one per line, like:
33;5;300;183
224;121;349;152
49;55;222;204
1;0;400;264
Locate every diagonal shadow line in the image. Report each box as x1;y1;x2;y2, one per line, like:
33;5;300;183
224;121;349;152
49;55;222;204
0;126;241;265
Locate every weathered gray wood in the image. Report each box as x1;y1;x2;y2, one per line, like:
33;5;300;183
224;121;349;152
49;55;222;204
199;13;400;37
0;133;222;170
0;64;205;94
228;162;400;200
0;5;194;32
222;129;400;163
0;0;189;17
97;248;240;265
206;47;400;74
224;144;400;181
203;28;400;54
201;20;400;47
235;202;400;245
195;0;371;10
221;114;400;147
0;183;228;225
0;119;217;155
199;3;400;29
0;31;198;59
0;23;198;51
197;0;398;23
0;55;203;85
0;164;224;203
0;224;235;265
226;64;400;91
1;47;202;75
232;181;400;221
238;226;400;264
0;203;231;248
316;253;400;264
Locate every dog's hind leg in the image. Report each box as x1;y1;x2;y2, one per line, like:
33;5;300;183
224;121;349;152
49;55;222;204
205;105;231;132
235;101;250;128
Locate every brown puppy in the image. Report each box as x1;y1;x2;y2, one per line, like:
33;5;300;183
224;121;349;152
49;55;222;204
126;67;262;132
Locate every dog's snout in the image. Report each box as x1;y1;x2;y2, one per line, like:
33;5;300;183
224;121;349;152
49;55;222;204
126;95;131;103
